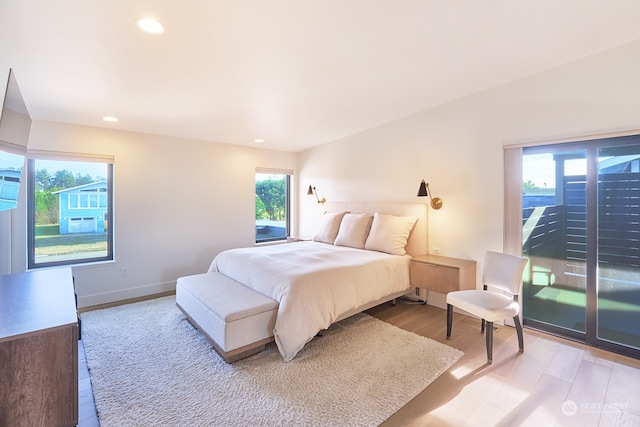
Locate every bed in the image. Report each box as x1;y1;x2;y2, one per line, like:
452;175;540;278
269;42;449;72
207;202;428;362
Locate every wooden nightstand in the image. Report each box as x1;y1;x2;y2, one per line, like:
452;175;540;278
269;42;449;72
410;254;477;298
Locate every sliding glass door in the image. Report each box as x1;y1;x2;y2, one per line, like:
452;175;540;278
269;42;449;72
521;135;640;358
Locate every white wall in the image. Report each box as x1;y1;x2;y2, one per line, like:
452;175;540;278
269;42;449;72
21;122;297;307
8;39;640;307
298;39;640;292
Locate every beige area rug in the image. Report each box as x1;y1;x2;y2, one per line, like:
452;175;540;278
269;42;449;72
81;295;463;426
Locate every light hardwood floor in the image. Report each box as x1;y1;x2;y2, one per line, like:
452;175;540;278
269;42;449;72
368;302;640;427
78;339;100;427
77;299;640;426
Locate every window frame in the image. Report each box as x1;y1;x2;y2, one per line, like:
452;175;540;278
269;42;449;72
27;155;114;269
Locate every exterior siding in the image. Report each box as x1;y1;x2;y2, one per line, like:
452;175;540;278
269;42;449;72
56;182;107;234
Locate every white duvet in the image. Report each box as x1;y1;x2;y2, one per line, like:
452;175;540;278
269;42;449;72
208;241;411;361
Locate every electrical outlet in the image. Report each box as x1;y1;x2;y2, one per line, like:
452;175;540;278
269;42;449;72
432;247;441;254
121;268;128;277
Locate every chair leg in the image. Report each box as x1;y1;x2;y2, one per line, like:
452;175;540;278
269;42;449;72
486;321;493;364
446;304;453;339
513;315;524;353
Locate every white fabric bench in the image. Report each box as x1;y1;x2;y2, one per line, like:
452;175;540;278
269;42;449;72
176;272;278;363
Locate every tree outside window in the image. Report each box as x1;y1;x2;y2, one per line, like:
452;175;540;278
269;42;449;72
255;172;290;243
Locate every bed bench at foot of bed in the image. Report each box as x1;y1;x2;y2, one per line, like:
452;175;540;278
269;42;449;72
176;272;278;363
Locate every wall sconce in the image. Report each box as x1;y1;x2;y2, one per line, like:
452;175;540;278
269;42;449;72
307;185;326;204
417;179;443;210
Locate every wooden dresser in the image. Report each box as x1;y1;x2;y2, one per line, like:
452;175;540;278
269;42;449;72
410;254;477;296
0;267;78;427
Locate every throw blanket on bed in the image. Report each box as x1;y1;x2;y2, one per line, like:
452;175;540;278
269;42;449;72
208;241;410;362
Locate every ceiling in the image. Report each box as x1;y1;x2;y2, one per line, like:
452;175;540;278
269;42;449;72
2;1;640;152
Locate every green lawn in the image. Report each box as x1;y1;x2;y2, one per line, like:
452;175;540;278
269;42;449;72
35;224;107;256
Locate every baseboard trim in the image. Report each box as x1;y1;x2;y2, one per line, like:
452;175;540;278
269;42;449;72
77;281;176;311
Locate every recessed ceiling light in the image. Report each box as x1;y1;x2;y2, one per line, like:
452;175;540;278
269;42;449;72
136;17;164;35
102;116;119;123
254;138;265;143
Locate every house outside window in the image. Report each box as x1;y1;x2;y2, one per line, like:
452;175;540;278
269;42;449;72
27;156;114;268
255;169;291;243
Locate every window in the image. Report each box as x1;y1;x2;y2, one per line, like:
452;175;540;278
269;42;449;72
27;156;114;268
0;150;24;211
255;170;291;243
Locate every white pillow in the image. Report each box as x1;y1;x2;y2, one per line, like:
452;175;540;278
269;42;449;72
364;212;418;255
312;211;348;244
334;213;373;249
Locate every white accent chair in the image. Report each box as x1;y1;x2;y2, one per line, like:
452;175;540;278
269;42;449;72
446;251;529;364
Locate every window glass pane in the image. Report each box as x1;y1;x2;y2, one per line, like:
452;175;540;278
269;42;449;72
255;172;290;243
0;150;25;211
597;143;640;349
28;158;113;268
522;149;587;333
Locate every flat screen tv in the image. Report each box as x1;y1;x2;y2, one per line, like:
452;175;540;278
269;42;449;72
0;69;31;211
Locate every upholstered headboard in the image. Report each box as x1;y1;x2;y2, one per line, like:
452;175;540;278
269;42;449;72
323;202;428;257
